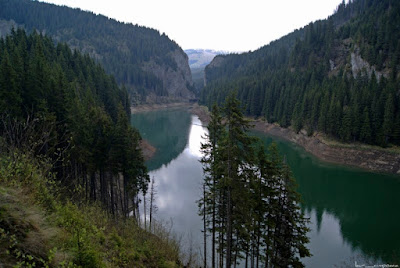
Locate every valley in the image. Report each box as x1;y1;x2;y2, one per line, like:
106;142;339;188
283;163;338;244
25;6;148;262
0;0;399;267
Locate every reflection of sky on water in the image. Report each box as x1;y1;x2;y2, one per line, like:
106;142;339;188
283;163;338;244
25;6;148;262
304;210;365;267
134;111;400;267
149;115;207;245
188;116;204;158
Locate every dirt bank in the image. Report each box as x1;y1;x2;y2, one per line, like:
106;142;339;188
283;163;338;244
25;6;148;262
131;102;192;113
189;103;210;125
190;105;400;175
139;139;156;161
253;121;400;175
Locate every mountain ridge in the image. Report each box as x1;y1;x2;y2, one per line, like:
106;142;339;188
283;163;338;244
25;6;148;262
202;0;400;148
0;0;195;104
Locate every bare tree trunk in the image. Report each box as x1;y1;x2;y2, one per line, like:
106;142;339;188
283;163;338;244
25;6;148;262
149;177;156;232
124;174;128;218
212;178;216;268
110;174;115;216
136;195;140;227
90;172;96;201
117;174;124;217
143;191;147;230
203;182;207;268
226;187;232;268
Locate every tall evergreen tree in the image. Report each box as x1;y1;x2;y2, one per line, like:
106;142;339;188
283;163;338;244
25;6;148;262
198;96;311;267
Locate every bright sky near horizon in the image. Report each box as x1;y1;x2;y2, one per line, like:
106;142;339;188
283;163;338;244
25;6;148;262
41;0;345;52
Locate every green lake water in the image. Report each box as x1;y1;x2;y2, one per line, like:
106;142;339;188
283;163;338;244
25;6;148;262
131;107;400;267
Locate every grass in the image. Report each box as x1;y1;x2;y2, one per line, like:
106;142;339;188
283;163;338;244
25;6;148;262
0;151;184;268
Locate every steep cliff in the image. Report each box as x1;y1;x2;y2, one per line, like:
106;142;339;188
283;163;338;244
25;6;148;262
142;49;195;103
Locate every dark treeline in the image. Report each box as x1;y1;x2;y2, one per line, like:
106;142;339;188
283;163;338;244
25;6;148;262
0;29;149;218
198;96;310;268
201;0;400;147
0;0;186;102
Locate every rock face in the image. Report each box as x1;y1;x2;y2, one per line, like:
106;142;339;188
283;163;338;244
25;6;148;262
142;49;195;102
0;19;18;37
142;49;195;101
204;55;226;86
350;48;387;80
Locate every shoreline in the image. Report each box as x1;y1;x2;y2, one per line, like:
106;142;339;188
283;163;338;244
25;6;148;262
189;104;400;175
139;139;156;161
131;102;193;114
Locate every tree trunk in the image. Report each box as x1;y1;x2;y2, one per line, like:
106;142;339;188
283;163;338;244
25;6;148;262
143;191;147;230
226;186;232;268
203;182;207;268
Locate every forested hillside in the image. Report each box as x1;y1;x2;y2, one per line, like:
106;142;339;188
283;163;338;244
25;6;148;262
0;28;148;218
202;0;400;147
0;0;195;103
0;29;186;267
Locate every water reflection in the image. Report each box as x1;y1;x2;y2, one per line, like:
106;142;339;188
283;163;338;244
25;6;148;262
252;131;400;266
131;108;192;171
188;116;205;157
148;115;207;248
132;109;400;267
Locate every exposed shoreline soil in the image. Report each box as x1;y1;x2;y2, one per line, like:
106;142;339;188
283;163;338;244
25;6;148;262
139;140;156;161
130;102;192;113
189;104;400;175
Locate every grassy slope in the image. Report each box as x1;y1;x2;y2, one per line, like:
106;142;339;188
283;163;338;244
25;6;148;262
0;152;182;268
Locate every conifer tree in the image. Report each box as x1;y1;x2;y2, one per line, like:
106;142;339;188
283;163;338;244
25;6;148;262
198;96;311;268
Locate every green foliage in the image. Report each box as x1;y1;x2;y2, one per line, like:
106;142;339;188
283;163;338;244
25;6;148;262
198;96;310;267
0;29;149;217
0;0;189;101
0;151;182;267
0;28;180;268
201;0;400;147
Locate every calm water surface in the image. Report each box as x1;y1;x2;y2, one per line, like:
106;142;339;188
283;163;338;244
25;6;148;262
131;108;400;267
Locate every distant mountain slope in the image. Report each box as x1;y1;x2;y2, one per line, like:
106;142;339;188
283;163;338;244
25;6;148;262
185;49;226;93
0;0;194;104
202;0;400;147
185;49;226;69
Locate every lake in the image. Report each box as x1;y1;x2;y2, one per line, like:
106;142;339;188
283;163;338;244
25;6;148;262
131;107;400;267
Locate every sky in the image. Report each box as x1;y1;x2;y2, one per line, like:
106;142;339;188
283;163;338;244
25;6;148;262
41;0;345;52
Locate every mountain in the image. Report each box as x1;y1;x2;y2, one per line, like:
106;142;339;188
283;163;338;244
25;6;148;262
0;29;181;267
185;49;227;69
201;0;400;147
0;0;195;104
185;49;226;93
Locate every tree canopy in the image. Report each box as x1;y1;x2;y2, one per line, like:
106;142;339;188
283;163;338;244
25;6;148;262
0;29;148;217
0;0;192;102
201;0;400;147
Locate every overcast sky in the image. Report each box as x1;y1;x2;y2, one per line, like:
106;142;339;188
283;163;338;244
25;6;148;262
41;0;345;52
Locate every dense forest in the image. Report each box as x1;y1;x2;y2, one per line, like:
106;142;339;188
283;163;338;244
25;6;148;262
201;0;400;147
198;97;310;268
0;28;149;218
0;0;194;103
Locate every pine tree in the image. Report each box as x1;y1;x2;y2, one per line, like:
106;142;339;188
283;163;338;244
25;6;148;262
199;96;311;267
201;103;224;268
360;107;372;143
382;93;394;145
